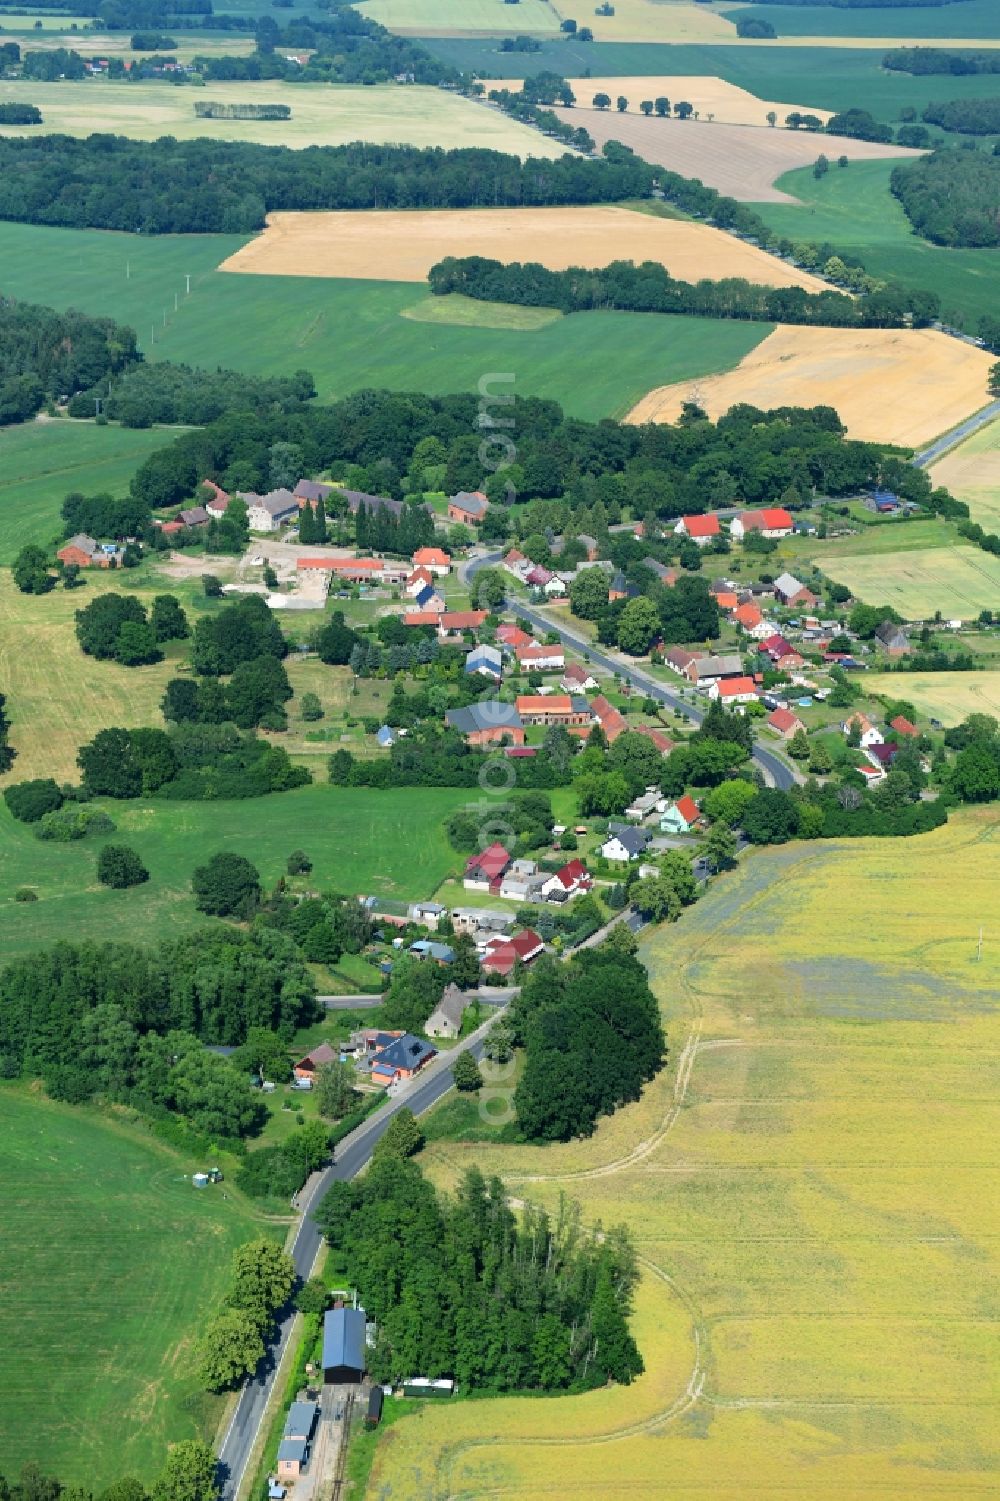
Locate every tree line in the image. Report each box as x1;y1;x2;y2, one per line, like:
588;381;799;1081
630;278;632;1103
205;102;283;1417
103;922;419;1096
0;298;139;424
318;1156;645;1390
884;47;1000;75
65;361;316;428
428;253;937;330
1;1443;223;1501
0;136;656;235
891;148;1000;247
922;98;1000;135
0;925;315;1131
0;103;42;124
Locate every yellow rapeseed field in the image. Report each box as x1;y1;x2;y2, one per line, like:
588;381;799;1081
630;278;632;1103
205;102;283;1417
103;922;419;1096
377;809;1000;1499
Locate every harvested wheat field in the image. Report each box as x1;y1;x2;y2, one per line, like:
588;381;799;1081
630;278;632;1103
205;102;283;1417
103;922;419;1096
931;415;1000;530
378;810;1000;1501
867;670;1000;725
555;109;920;202
221;205;827;287
628;325;995;446
486;74;829;130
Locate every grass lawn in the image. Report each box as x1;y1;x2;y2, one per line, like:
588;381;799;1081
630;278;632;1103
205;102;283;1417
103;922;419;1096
0;419;174;564
0;1086;272;1485
0;222;771;421
754;160;1000;332
380;805;1000;1500
399;293;563;331
810;539;1000;619
354;0;562;32
0;783;472;962
866;669;1000;725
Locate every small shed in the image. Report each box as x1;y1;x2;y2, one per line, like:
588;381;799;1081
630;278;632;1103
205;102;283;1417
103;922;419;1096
365;1387;384;1429
323;1307;367;1384
402;1377;454;1399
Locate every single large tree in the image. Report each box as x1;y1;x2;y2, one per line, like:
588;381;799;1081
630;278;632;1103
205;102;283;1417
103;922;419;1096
191;852;261;917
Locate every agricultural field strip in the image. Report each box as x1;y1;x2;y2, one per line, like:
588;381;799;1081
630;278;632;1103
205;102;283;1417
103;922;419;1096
378;814;1000;1498
219;204;828;287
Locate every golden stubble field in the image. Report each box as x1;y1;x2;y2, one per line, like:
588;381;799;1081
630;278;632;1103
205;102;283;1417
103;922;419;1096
375;809;1000;1500
487;74;828;129
628;325;997;447
220;204;828;287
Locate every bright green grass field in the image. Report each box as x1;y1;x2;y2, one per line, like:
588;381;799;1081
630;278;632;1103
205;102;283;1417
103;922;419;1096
724;0;1000;38
0;223;770;420
0;1087;270;1485
0;420;173;562
0;784;474;962
354;0;562;33
754;159;1000;330
421;38;1000;123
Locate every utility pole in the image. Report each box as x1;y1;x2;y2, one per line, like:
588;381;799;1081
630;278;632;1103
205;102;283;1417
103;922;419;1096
126;260;130;280
185;273;191;295
174;292;179;312
977;926;984;961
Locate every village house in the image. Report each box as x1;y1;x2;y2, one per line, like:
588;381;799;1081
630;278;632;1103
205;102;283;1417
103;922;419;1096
448;491;489;525
409;939;455;966
709;676;759;705
463;843;512;891
842;712;883;748
625;788;665;823
875;620;911;657
642;557;678;585
599;823;650;863
481;928;545;978
370;1033;436;1088
425;984;468;1040
445;701;525;746
409;900;445;928
436;609;489;639
590;694;627;743
540;859;591;902
57;534;123;569
665;647;700;677
730;507;794;540
713;590;739;611
634;724;675;756
409;583;446;614
412;545;451;575
294;478;335;509
278;1401;317;1479
889;714;919;739
406;566;435;597
685;654;744;688
201;480;231;519
865;741;899;773
577;533;599;560
465;644;503;681
500;862;547;902
450;907;511;938
496;623;534;651
503;547;529;577
544;575;567;597
515;694;591;728
178;506;210;529
674;514;720;546
732;602;774;639
660;794;701;834
243;488;300;532
767;706;805;739
773;572;817;609
292;1042;338;1082
516;643;565;672
561;663;598;692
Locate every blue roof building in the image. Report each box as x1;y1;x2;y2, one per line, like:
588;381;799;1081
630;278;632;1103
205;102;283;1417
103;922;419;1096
323;1307;367;1383
465;644;503;680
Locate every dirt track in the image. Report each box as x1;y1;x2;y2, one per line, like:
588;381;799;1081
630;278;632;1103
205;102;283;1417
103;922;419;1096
626;326;996;447
554;108;920;203
220;205;828;287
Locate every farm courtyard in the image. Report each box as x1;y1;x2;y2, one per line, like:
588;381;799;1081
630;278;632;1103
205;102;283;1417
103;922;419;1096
385;808;1000;1500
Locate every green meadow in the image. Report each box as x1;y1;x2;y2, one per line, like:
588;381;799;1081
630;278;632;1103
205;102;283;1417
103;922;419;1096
0;784;475;961
0;421;173;562
0;222;769;421
724;0;1000;38
756;160;1000;329
0;1087;270;1485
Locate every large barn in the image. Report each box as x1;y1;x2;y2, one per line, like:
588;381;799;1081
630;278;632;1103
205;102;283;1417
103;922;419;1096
322;1307;367;1384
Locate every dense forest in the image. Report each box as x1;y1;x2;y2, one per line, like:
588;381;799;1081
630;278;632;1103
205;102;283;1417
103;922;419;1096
510;947;665;1141
922;98;1000;134
884;47;1000;74
891;148;1000;246
65;362;316;427
198;8;458;87
0;136;654;235
0;927;315;1128
428;254;938;329
319;1158;645;1389
0;299;139;423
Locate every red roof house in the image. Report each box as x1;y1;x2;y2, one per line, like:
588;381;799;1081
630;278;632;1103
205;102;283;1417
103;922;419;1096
889;714;919;738
463;844;512;891
481;929;544;978
675;514;720;544
767;706;805;738
496;624;534;650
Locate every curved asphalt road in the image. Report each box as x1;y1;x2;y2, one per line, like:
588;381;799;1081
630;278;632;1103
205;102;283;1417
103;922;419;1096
463;550;796;791
217;1012;501;1501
